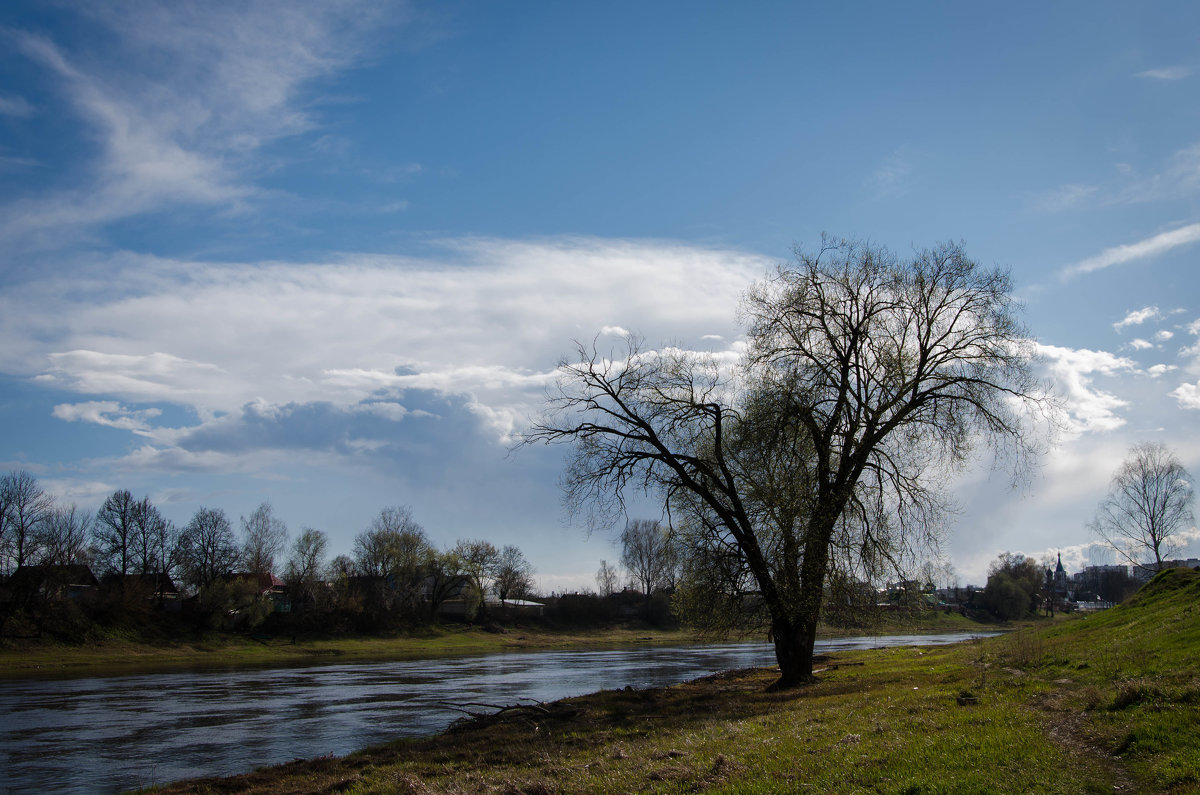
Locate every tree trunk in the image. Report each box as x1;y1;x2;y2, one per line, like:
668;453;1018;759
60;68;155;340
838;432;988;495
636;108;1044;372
769;518;834;689
769;613;819;689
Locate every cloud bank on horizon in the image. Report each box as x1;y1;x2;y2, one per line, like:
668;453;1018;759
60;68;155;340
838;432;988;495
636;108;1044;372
1;1;1198;587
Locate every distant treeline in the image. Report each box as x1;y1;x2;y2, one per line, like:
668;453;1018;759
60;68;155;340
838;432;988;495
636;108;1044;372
0;470;569;639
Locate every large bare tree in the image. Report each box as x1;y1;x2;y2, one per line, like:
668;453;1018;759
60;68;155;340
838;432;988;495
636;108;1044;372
38;503;93;567
1;470;53;572
620;518;677;602
353;506;434;615
524;238;1049;687
130;497;172;575
353;506;431;578
452;538;500;619
177;507;239;590
285;527;329;606
1091;442;1194;571
94;489;138;576
595;559;620;597
240;502;289;576
492;544;534;604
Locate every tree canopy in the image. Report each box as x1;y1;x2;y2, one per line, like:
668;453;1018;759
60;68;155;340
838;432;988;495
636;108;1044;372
1091;442;1194;571
524;238;1051;686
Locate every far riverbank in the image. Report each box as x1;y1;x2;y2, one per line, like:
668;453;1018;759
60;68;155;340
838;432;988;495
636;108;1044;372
0;608;1009;679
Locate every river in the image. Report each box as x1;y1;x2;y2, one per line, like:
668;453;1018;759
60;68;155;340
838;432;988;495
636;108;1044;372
0;632;993;793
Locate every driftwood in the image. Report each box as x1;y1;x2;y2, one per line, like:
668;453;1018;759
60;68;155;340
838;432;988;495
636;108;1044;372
439;699;577;732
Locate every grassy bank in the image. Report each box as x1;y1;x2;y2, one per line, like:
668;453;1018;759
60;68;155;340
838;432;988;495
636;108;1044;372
0;605;995;679
151;569;1198;794
0;624;699;679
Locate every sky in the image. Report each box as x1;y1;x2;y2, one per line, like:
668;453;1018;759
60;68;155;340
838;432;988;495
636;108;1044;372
1;1;1198;591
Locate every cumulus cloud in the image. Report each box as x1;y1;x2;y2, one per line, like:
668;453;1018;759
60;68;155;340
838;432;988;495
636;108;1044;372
0;237;767;468
1037;344;1137;435
1128;339;1155;350
1060;224;1200;281
1113;306;1161;332
1173;382;1200;410
1147;364;1178;378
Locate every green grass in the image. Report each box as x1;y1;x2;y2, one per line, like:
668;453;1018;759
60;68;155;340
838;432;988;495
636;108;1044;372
984;567;1200;791
147;569;1200;794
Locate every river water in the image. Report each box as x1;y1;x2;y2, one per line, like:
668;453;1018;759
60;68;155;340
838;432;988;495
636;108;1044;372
1;632;992;794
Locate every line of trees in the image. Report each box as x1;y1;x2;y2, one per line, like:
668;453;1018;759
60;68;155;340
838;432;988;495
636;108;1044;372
0;472;539;636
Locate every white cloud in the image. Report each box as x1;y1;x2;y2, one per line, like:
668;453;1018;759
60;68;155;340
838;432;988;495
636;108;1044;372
1147;364;1177;378
1037;344;1137;435
38;351;230;409
1178;321;1200;376
1113;306;1161;331
600;325;631;337
51;401;163;435
35;478;117;507
1155;330;1175;341
1173;382;1200;410
1135;66;1194;80
1;2;403;248
1129;339;1155;350
0;238;768;459
1061;224;1200;280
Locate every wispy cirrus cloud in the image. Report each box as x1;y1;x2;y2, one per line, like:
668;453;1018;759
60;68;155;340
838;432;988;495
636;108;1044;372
1031;183;1098;213
0;1;407;249
868;152;913;200
0;95;35;118
1135;66;1193;80
1059;223;1200;281
1118;143;1200;204
1037;141;1200;217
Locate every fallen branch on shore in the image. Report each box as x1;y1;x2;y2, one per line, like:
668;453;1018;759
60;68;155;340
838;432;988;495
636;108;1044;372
438;699;578;732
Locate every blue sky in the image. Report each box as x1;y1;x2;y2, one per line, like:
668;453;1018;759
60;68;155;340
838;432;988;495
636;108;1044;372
1;1;1198;590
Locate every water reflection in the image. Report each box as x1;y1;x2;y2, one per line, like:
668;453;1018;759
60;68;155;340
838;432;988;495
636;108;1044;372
0;632;993;794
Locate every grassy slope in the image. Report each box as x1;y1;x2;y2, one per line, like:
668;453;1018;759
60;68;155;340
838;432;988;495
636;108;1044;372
995;566;1200;790
151;569;1200;794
